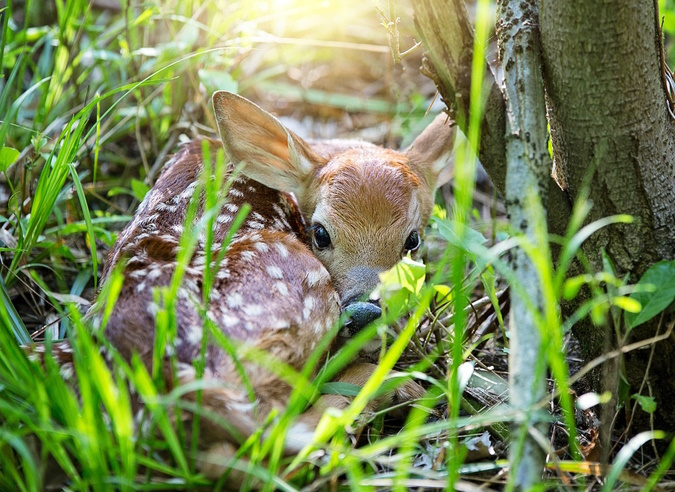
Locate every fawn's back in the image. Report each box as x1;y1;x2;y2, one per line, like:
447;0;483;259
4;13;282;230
99;137;340;410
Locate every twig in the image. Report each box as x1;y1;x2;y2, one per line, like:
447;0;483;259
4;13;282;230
374;0;422;65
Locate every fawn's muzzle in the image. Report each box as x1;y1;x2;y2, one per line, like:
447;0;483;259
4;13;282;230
342;299;381;334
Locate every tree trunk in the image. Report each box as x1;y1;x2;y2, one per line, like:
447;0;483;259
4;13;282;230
539;0;675;432
414;0;675;433
497;0;551;485
413;0;572;238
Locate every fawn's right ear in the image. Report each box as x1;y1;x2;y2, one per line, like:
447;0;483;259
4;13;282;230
212;91;326;201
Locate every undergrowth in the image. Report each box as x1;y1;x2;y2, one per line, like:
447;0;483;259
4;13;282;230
0;0;674;490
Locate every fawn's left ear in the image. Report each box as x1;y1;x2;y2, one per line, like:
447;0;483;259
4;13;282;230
405;113;456;190
212;91;327;201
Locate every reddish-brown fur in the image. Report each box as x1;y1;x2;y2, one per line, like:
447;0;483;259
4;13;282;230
29;92;456;480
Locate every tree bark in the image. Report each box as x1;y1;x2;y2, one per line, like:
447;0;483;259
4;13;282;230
496;0;550;486
413;0;572;238
540;0;675;431
414;0;675;434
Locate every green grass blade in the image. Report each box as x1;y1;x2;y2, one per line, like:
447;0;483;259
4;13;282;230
0;274;31;345
641;434;675;491
8;113;88;282
0;6;9;86
68;165;98;289
604;431;665;491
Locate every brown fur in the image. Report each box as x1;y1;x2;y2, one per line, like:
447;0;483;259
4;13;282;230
32;92;456;482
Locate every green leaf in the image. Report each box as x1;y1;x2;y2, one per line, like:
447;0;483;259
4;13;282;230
376;256;426;317
198;69;238;96
321;382;361;397
632;394;657;414
433;218;487;251
0;146;19;172
378;256;426;296
563;274;590;301
433;284;452;301
130;179;150;201
612;296;641;314
131;7;156;28
625;260;675;330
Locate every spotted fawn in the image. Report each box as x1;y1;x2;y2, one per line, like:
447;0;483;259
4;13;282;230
30;91;456;477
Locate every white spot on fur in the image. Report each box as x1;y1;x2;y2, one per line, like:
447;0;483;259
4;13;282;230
225;203;238;213
313;321;326;335
156;202;179;213
186;324;203;345
227;293;243;309
270;317;291;329
266;265;283;279
254;242;269;253
176;362;195;381
56;342;72;354
276;281;289;296
248;221;264;229
147;302;160;317
305;268;330;287
272;216;291;230
140;213;159;228
274;242;289;257
243;304;263;316
303;296;316;319
178;181;199;200
136;282;146;293
283;422;315;453
240;251;256;262
304;297;316;309
272;203;287;219
229;188;244;198
221;313;238;327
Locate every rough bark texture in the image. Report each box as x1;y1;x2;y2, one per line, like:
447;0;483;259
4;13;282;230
413;0;571;238
540;0;675;431
497;0;550;486
414;0;675;433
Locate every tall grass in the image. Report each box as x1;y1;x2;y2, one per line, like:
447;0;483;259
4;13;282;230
0;0;673;490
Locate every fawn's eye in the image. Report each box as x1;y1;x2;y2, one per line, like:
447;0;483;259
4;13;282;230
312;224;332;250
404;230;421;252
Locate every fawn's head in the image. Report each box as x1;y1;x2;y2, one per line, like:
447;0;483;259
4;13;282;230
213;91;454;330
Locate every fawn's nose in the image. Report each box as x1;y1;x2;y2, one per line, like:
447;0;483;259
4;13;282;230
342;298;381;334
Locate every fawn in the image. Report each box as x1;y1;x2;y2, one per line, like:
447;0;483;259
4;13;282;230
34;91;455;477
